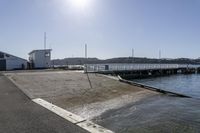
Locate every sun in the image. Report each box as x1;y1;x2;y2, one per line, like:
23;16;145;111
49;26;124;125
69;0;92;10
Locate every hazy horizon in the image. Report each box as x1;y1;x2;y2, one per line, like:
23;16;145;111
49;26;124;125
52;56;200;60
1;0;200;60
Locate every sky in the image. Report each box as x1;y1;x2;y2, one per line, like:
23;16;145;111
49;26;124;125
0;0;200;60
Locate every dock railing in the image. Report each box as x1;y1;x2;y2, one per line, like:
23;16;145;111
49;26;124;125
85;64;200;73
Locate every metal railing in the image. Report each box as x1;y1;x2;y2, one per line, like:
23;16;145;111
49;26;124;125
85;63;200;73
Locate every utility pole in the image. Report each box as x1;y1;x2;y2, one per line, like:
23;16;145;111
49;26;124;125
132;48;135;63
159;49;161;70
85;44;87;58
159;49;161;59
132;48;135;58
44;32;46;50
84;43;92;88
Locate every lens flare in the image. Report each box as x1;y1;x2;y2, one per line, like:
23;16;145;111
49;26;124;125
69;0;92;10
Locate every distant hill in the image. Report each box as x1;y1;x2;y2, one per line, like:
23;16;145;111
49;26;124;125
52;57;200;65
52;58;100;65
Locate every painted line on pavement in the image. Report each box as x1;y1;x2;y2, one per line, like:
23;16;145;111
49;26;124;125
32;98;114;133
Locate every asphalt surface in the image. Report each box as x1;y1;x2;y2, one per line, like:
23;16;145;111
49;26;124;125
0;73;89;133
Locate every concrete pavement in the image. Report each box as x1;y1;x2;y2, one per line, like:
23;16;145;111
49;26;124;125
0;73;89;133
5;71;156;120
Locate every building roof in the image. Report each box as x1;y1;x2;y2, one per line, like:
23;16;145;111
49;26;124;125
0;51;28;61
29;49;52;55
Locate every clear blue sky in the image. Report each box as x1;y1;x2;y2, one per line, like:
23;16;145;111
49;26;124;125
0;0;200;59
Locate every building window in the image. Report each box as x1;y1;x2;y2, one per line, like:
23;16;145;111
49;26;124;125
5;54;10;57
45;52;50;57
0;53;4;58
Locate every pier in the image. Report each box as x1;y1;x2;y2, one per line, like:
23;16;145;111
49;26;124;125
85;64;200;79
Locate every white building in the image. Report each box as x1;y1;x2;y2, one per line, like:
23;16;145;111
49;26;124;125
29;49;52;69
0;51;27;71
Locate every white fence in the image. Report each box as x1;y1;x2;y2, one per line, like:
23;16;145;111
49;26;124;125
85;64;200;72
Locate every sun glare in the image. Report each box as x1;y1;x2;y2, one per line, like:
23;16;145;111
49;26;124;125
69;0;92;10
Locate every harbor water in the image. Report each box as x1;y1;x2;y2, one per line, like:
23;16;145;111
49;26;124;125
94;74;200;133
133;74;200;99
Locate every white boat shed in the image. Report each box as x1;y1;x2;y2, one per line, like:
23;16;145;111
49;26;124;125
29;49;52;69
0;51;28;71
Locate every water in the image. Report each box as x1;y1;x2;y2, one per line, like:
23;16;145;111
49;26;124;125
133;74;200;98
93;74;200;133
94;96;200;133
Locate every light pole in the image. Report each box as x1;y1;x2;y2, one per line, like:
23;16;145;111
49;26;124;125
132;48;134;63
159;49;162;74
85;44;87;59
44;32;46;50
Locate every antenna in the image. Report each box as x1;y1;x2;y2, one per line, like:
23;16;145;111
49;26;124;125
132;48;135;63
159;49;161;59
85;44;87;58
159;49;162;70
132;48;134;58
44;32;46;50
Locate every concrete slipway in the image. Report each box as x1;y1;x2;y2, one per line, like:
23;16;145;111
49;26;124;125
0;73;89;133
4;70;200;133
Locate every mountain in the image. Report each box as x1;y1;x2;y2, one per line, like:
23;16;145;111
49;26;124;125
52;58;100;65
52;57;200;65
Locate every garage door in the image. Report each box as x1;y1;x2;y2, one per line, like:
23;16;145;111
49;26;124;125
0;60;6;71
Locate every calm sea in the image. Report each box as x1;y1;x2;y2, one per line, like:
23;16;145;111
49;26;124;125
94;74;200;133
133;74;200;98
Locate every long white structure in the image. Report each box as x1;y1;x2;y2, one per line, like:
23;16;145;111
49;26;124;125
29;49;52;69
85;63;200;72
0;51;27;71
